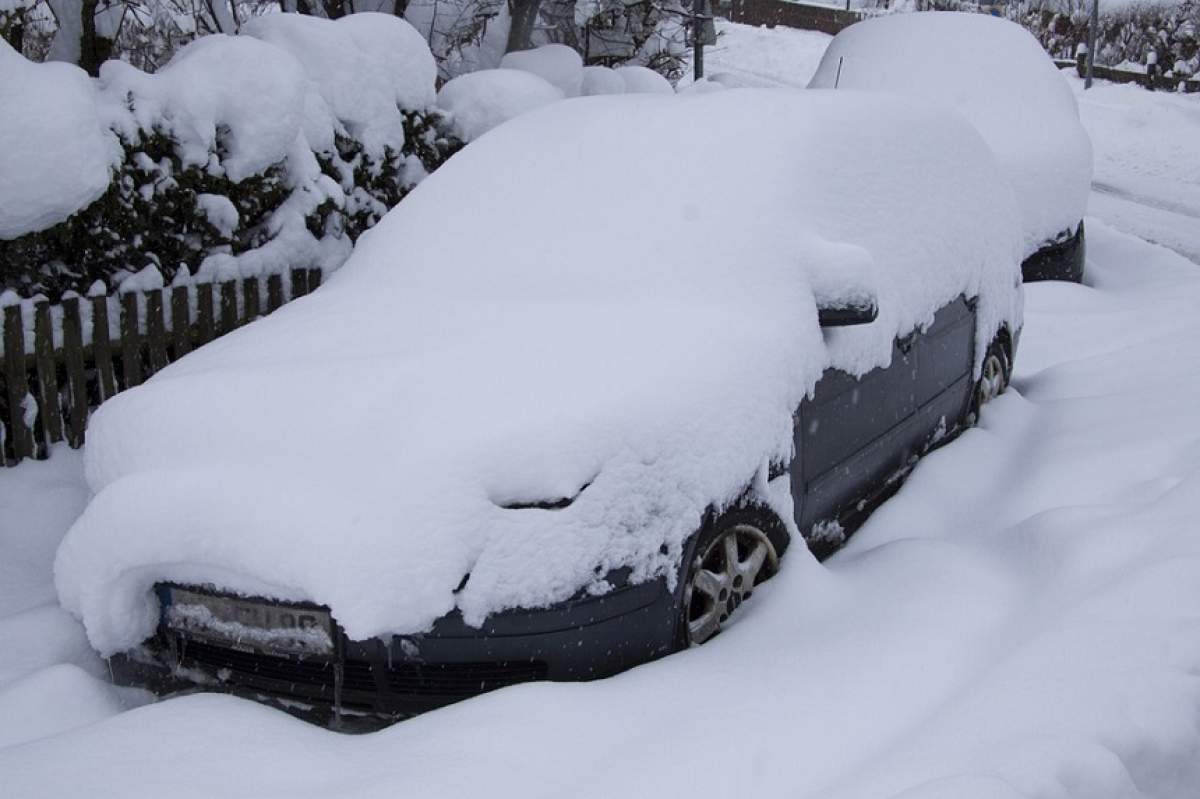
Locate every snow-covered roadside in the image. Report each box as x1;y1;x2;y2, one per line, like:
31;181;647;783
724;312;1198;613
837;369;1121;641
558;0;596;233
679;19;833;89
1070;77;1200;263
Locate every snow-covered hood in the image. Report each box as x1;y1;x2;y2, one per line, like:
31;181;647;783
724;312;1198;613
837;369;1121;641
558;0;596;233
55;91;1024;655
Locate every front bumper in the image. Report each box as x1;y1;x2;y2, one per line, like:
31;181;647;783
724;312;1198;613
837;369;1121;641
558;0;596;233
110;577;680;727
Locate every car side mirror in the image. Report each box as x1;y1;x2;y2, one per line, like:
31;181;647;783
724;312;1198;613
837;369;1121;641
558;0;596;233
818;300;878;327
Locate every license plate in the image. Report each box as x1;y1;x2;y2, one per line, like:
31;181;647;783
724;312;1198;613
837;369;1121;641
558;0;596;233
163;586;334;656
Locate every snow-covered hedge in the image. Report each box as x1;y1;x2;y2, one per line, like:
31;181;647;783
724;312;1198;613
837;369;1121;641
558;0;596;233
1002;1;1198;79
0;13;460;301
436;44;674;141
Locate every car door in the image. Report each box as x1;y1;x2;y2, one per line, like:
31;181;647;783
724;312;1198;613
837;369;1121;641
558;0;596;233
793;331;920;547
910;296;976;442
791;297;978;553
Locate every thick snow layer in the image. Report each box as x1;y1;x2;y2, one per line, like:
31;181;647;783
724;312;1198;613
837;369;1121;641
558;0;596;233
580;65;627;96
499;44;584;97
0;41;118;239
809;12;1093;257
0;664;127;749
100;35;307;182
243;13;437;157
436;68;564;140
0;448;89;617
55;90;1021;656
615;65;674;94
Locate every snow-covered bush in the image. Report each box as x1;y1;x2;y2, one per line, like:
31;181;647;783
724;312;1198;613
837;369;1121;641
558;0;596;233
499;42;583;95
437;68;564;141
436;43;678;141
0;13;459;300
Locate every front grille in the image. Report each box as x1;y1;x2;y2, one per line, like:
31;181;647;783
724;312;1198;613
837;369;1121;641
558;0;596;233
180;639;376;695
386;660;548;697
174;637;547;701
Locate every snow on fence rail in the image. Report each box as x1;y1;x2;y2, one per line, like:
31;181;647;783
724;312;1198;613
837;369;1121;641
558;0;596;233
0;268;323;466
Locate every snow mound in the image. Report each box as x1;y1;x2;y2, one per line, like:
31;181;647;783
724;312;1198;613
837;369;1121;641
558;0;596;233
242;13;437;157
100;35;307;182
436;68;564;141
0;664;125;749
56;90;1022;655
580;65;627;96
0;41;118;239
616;65;674;94
809;12;1093;257
499;44;584;97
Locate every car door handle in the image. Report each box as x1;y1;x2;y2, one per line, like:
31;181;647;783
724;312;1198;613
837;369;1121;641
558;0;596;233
897;332;917;354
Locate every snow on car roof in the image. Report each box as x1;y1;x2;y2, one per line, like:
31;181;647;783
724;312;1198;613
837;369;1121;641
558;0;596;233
56;90;1022;654
808;12;1093;257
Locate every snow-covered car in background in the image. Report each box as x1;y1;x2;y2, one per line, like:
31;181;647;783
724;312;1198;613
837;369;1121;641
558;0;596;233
809;12;1093;283
55;89;1023;725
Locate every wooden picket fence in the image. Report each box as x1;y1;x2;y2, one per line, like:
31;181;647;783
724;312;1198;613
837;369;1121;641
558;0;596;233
0;267;323;467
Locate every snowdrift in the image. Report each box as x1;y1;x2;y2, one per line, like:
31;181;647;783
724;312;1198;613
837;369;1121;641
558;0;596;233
55;90;1023;655
809;12;1093;257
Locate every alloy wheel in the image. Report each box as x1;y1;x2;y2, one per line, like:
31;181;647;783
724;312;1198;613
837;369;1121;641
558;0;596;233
685;524;778;646
978;351;1007;405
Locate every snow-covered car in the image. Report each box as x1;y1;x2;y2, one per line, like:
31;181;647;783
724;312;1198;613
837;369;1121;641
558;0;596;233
808;12;1093;283
55;89;1024;725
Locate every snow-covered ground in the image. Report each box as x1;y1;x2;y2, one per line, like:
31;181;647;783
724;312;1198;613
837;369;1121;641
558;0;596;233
5;22;1200;799
1074;78;1200;264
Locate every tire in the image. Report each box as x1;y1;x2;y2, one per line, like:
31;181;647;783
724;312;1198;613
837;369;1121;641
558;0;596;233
970;338;1010;420
677;506;784;647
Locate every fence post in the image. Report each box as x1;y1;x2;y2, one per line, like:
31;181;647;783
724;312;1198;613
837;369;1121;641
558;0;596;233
61;297;89;448
243;276;261;323
33;301;64;448
2;304;34;461
291;268;310;299
266;274;284;312
219;280;238;334
91;294;116;402
120;292;142;387
197;282;215;346
171;285;191;358
145;290;169;375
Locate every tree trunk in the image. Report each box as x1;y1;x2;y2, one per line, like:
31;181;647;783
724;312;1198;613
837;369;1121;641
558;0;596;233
394;0;411;18
506;0;543;52
2;17;24;54
78;0;103;76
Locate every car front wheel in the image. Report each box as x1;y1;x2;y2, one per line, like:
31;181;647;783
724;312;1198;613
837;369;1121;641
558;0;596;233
971;338;1011;421
680;509;782;647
